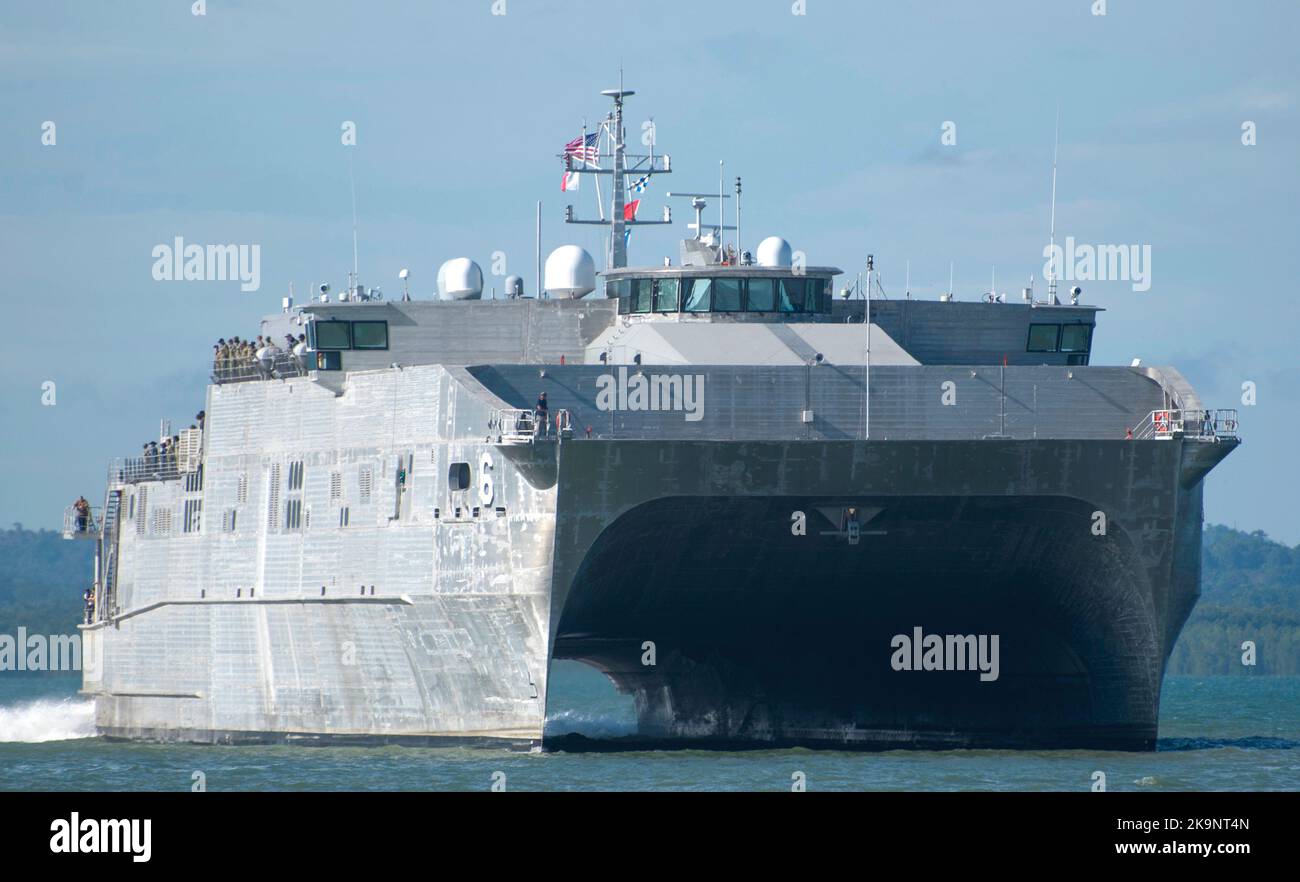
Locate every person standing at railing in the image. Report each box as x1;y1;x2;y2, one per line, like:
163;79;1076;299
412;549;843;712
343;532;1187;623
1202;412;1214;437
73;496;90;532
535;392;549;438
83;587;95;624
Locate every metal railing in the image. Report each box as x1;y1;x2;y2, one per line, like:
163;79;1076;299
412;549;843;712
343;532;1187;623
62;505;101;539
1133;408;1240;441
109;456;181;483
212;351;306;384
489;408;575;444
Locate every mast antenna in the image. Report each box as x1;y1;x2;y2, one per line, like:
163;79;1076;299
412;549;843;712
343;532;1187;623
1048;104;1060;305
348;150;360;296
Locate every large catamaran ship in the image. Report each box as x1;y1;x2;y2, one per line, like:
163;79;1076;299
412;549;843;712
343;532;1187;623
69;87;1239;750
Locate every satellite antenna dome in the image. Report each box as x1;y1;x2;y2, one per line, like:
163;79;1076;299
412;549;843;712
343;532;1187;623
544;245;597;299
756;236;793;268
436;258;483;300
398;268;410;280
504;275;524;299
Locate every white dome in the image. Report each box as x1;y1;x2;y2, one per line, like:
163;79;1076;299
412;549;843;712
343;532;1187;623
544;245;597;298
436;258;483;300
756;236;793;268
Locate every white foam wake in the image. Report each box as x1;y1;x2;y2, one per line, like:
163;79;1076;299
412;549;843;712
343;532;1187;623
0;698;96;743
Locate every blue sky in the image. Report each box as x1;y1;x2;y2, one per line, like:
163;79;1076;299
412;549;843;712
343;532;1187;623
1;0;1297;541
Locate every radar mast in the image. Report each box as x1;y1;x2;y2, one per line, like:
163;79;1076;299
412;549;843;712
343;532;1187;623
562;81;673;269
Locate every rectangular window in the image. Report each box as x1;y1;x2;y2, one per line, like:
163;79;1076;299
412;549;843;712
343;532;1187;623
746;278;776;312
683;278;712;312
778;278;806;312
351;321;388;350
448;462;471;491
314;320;352;350
1027;323;1061;352
806;278;828;313
1059;324;1093;353
630;278;653;313
608;279;631;313
713;277;742;311
315;351;342;371
653;278;680;312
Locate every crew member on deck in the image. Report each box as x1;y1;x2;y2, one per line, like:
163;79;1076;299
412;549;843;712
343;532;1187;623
535;392;549;438
73;496;90;532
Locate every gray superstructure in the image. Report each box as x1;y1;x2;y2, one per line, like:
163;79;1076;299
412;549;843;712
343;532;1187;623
73;89;1239;751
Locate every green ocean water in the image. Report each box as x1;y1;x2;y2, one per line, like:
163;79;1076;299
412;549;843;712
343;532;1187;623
0;666;1296;792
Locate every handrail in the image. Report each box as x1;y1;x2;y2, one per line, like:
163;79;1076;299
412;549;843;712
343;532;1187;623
489;407;575;444
62;505;101;539
212;351;306;384
108;456;182;484
1133;408;1239;441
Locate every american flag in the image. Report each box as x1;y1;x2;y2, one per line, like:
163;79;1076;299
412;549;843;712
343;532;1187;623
564;132;599;165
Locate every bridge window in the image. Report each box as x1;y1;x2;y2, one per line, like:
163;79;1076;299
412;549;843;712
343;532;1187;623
314;320;352;350
608;278;631;312
1027;323;1060;352
630;278;653;314
653;278;680;312
747;278;776;311
713;277;742;311
778;278;805;312
807;278;829;313
684;278;712;312
1059;324;1093;353
352;321;389;350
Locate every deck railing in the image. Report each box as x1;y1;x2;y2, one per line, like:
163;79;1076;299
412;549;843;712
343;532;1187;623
62;505;101;539
489;408;574;444
1133;408;1240;441
212;351;306;384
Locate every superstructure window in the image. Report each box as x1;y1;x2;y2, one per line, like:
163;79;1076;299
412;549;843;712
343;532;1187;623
653;278;680;312
630;278;653;314
713;277;742;311
608;278;631;313
1059;324;1093;353
351;321;389;350
1027;323;1060;353
684;278;712;312
314;320;352;350
778;278;805;313
806;278;829;313
746;278;776;311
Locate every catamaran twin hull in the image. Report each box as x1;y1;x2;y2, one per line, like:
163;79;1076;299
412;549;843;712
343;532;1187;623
81;353;1235;751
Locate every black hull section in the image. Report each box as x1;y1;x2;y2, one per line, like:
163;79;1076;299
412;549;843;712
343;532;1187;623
555;494;1162;750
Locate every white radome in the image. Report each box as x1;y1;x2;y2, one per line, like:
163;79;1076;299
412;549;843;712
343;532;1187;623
436;258;484;300
756;236;793;268
544;245;597;298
